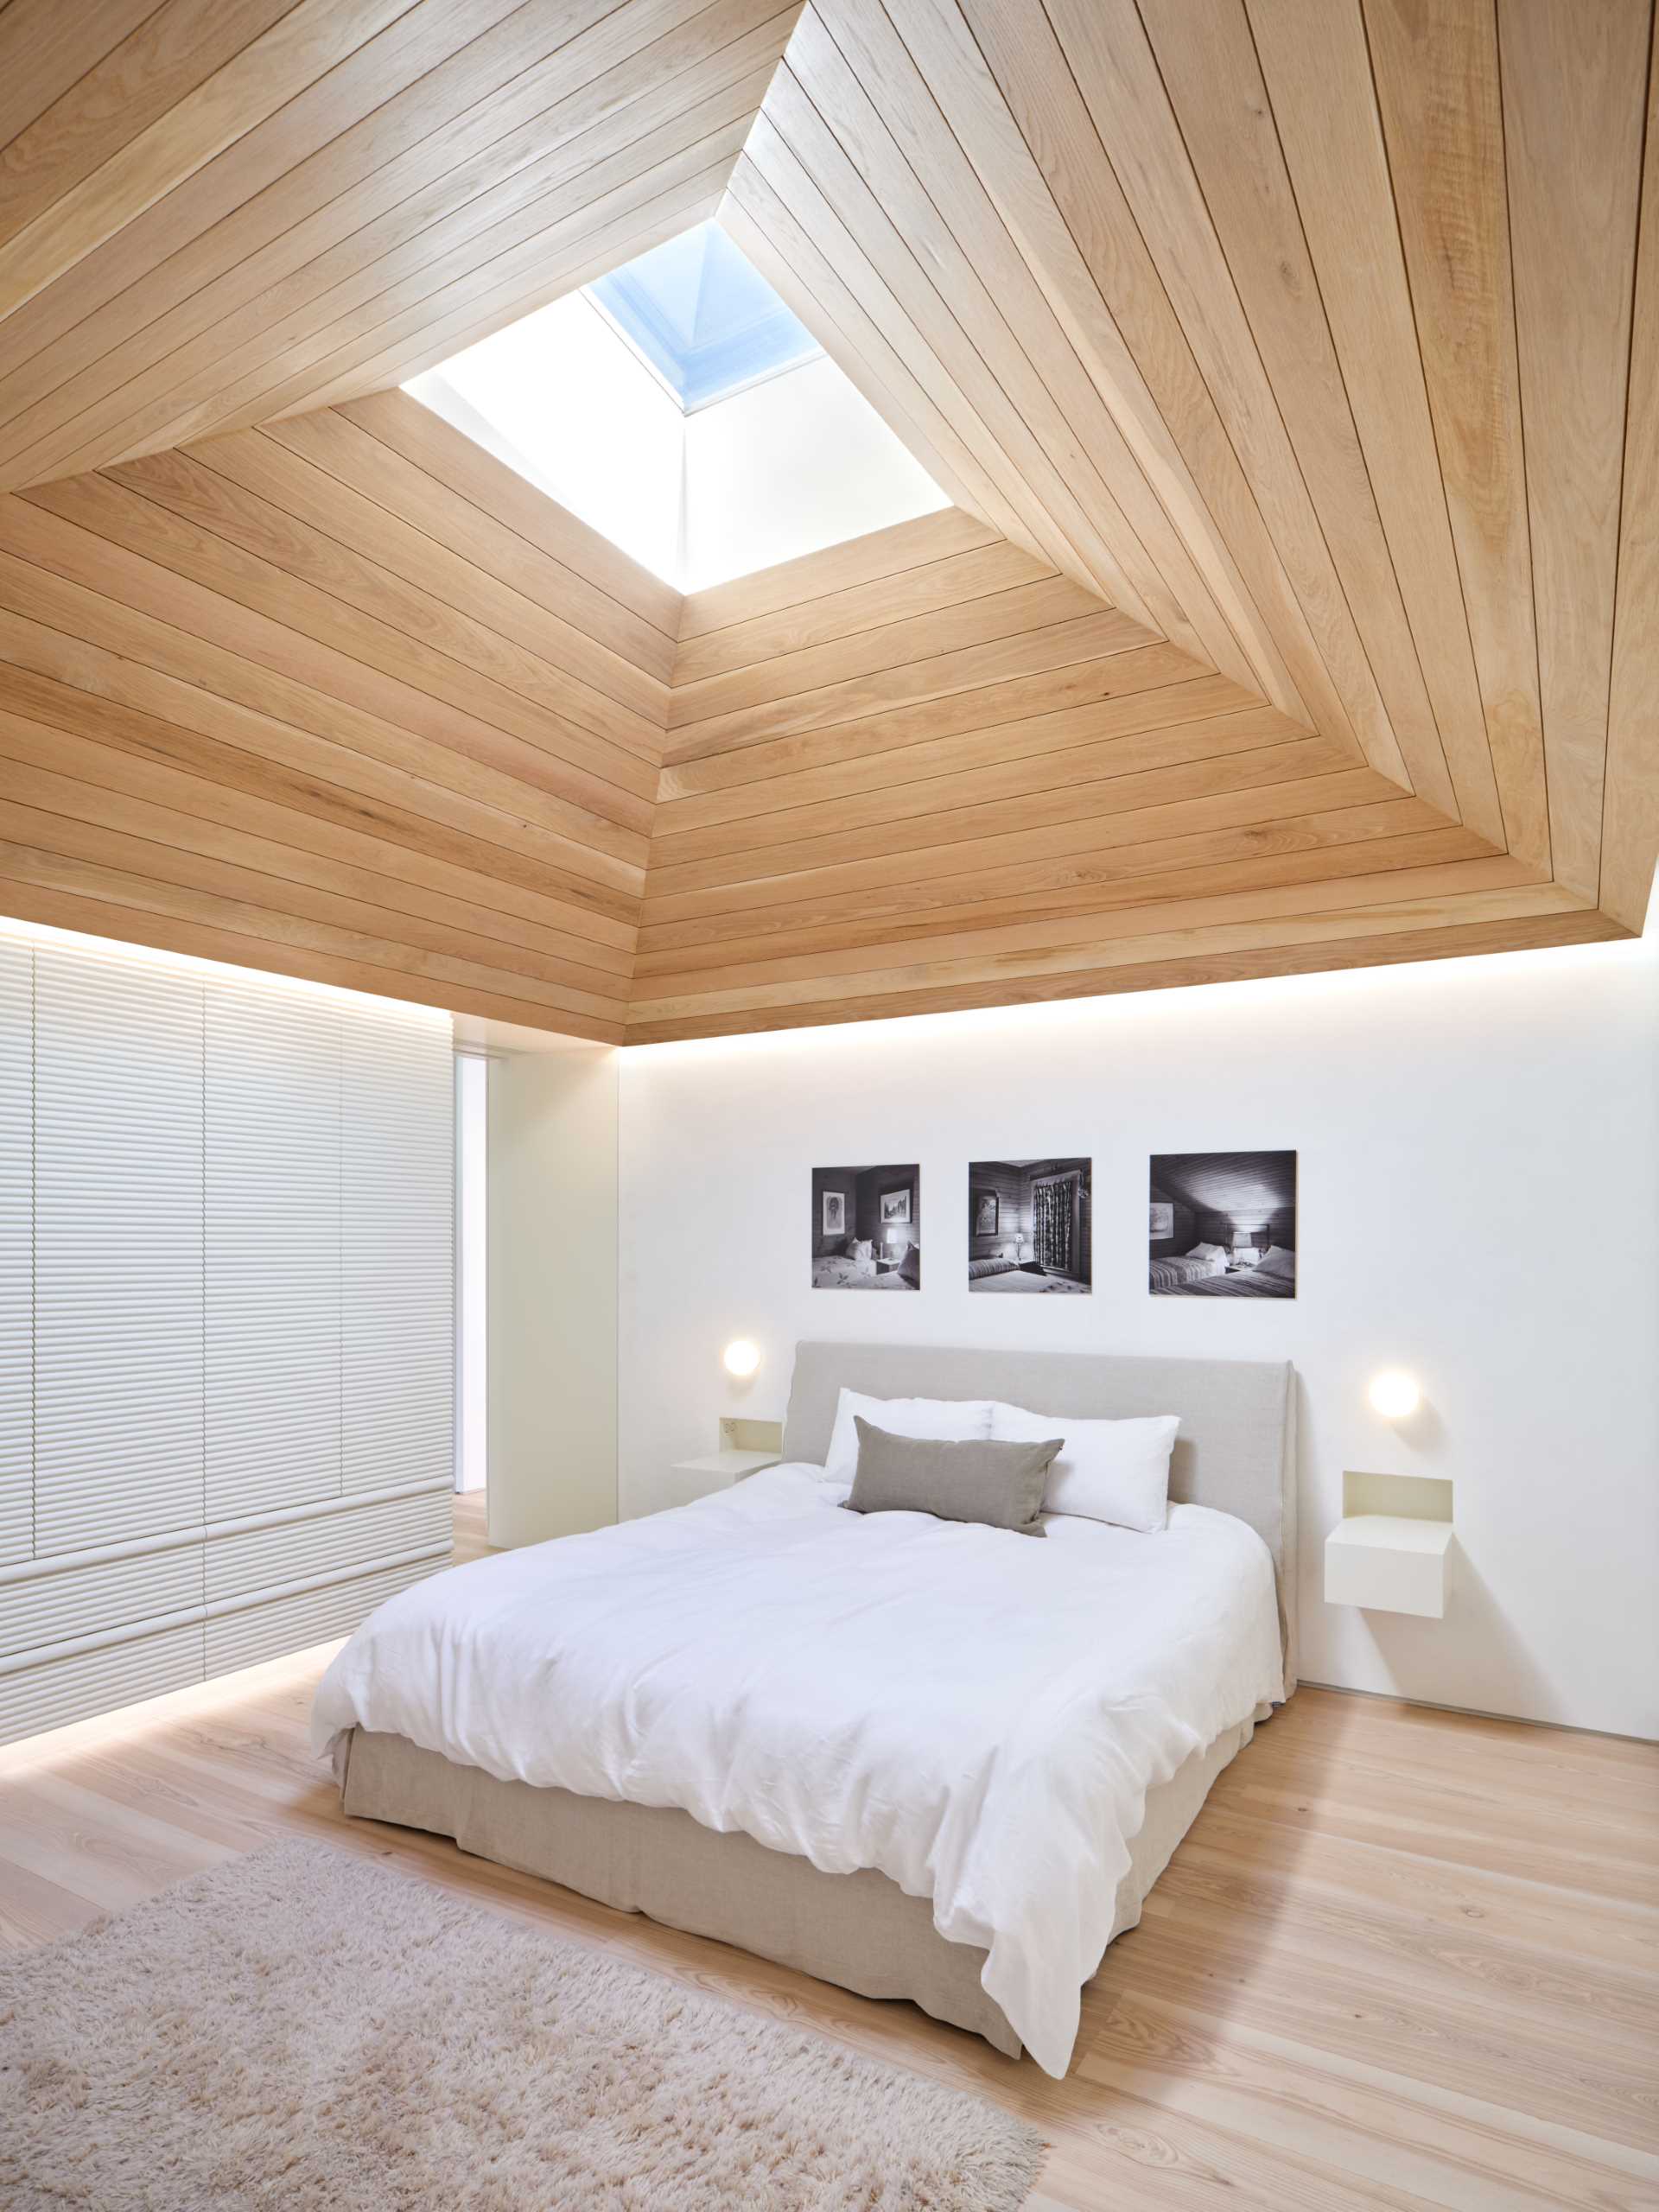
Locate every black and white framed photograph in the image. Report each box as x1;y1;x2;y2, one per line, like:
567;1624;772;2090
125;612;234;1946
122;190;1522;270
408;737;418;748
811;1165;920;1289
1148;1152;1297;1297
966;1160;1091;1294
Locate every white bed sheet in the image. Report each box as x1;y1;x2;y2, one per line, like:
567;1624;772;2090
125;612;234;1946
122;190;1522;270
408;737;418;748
310;1465;1282;2076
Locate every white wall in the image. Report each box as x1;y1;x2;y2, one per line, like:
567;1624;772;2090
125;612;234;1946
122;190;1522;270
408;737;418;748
409;296;684;584
487;1044;619;1548
619;929;1659;1738
682;357;949;591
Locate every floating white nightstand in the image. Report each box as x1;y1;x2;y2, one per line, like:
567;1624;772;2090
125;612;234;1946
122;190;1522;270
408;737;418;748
669;1417;785;1505
668;1448;784;1504
1325;1471;1454;1618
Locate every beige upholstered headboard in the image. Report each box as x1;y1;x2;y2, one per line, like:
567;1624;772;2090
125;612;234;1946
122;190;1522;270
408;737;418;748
782;1343;1299;1693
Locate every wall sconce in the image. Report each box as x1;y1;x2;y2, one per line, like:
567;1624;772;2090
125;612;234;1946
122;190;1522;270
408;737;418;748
722;1338;761;1380
1368;1370;1421;1419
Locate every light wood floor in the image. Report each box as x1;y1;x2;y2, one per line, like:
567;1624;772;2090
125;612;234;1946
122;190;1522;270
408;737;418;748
1;1496;1654;2212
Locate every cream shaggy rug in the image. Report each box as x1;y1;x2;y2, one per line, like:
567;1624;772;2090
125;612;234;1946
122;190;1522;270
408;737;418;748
0;1838;1044;2210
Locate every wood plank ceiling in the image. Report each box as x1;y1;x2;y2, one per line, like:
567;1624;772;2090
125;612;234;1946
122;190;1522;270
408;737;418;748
0;0;1652;1046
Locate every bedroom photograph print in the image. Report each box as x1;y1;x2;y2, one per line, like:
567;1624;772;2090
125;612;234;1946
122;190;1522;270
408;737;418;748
1148;1152;1297;1297
967;1161;1091;1294
811;1166;921;1289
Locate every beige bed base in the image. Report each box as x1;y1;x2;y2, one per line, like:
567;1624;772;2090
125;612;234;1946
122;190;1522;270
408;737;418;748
336;1711;1262;2060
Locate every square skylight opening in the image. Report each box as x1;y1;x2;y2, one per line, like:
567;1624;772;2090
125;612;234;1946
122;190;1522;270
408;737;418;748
404;221;949;593
584;219;823;412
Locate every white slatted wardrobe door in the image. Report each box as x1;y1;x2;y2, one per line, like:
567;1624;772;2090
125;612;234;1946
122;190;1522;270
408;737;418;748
0;938;29;1567
341;1005;454;1495
33;945;205;1559
207;998;454;1676
205;976;340;1523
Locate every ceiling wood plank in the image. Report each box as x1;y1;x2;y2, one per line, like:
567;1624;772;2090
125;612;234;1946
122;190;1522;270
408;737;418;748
0;1;800;489
225;421;669;736
16;470;652;878
624;897;1612;1041
632;823;1502;971
656;671;1253;827
1364;0;1551;872
1043;0;1408;788
1499;0;1649;904
738;112;1110;593
0;0;302;264
665;575;1109;732
0;799;630;1022
673;541;1039;683
11;21;791;491
106;439;663;797
658;642;1235;800
1604;31;1659;934
121;121;754;460
0;0;580;441
0;0;161;153
651;707;1312;869
0;0;418;324
0;875;626;1043
676;507;999;639
630;855;1548;1007
0;714;637;974
1139;0;1456;818
794;1;1223;660
640;762;1435;925
903;0;1306;720
661;609;1152;766
268;175;734;431
333;388;681;651
1244;0;1506;849
645;741;1362;902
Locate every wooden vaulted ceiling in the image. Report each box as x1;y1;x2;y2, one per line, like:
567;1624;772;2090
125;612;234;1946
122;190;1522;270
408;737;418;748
0;0;1652;1047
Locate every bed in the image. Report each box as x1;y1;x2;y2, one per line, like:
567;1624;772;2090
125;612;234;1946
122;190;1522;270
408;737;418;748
1169;1247;1297;1299
968;1256;1088;1293
812;1243;919;1288
315;1344;1297;2075
1148;1246;1229;1292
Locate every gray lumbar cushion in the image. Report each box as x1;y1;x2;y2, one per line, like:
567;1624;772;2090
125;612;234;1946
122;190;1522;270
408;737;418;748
843;1416;1064;1538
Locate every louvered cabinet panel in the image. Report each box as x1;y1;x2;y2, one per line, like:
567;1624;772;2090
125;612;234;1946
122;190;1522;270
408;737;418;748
0;939;29;1567
206;977;341;1522
341;1007;453;1495
0;1546;203;1660
0;1624;205;1745
205;1487;450;1605
33;947;204;1556
207;1556;438;1677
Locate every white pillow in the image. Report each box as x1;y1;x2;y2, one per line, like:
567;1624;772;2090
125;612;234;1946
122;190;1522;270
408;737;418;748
990;1402;1179;1532
823;1389;993;1483
1189;1243;1228;1262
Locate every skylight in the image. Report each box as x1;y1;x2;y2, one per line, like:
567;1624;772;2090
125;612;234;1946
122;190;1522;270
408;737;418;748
404;223;948;594
586;220;821;411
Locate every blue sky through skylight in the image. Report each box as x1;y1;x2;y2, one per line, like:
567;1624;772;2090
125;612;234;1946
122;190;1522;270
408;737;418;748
586;221;821;410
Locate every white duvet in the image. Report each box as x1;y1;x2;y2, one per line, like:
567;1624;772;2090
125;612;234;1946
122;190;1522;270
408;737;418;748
311;1465;1282;2076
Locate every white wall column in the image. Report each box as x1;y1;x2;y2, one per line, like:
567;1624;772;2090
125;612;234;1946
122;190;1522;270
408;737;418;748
486;1046;619;1548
